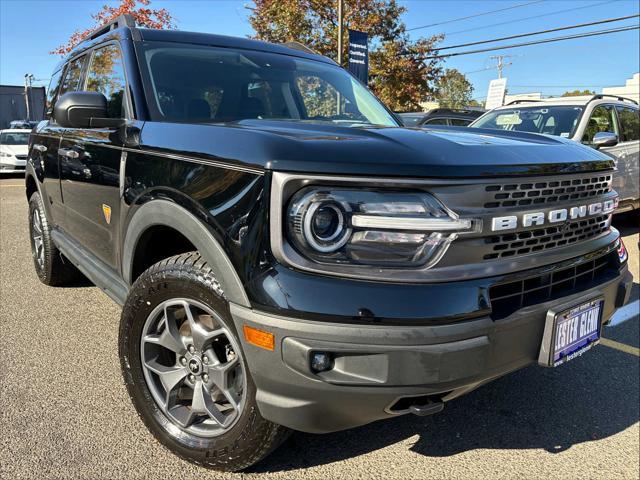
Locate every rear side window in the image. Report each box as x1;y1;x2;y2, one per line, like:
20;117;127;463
450;118;471;126
45;68;64;116
616;106;639;142
86;44;127;118
582;105;619;144
424;118;448;125
58;55;88;97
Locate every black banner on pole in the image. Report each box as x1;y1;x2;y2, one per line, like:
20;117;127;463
348;29;368;84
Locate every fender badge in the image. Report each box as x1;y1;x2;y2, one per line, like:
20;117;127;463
102;204;112;224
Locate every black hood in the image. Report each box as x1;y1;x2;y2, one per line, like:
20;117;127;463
139;120;614;178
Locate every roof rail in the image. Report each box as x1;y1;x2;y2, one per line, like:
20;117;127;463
589;94;638;105
88;14;136;41
505;99;543;105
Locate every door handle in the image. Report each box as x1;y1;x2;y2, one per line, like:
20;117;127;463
58;148;79;159
32;144;47;153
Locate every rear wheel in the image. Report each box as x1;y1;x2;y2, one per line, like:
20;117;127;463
28;191;81;286
119;252;289;471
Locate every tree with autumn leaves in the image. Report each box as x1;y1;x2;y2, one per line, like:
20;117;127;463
249;0;444;112
54;0;462;112
51;0;174;56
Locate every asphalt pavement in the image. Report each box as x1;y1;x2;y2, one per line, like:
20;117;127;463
1;175;638;480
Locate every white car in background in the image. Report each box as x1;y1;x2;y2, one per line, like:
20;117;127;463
0;129;30;174
471;95;640;212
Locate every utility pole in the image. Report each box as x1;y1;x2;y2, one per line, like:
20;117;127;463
337;0;343;66
337;0;344;114
489;55;513;79
24;73;34;121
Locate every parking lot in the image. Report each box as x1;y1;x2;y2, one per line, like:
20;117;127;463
0;175;638;480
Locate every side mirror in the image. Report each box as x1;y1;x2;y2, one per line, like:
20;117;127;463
593;131;618;149
54;91;124;128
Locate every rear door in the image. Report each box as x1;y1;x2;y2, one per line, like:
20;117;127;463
614;105;640;205
58;42;128;269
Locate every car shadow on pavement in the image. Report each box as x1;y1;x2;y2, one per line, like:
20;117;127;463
252;345;639;472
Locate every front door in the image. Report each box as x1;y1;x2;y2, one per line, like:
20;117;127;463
611;105;640;205
59;42;128;269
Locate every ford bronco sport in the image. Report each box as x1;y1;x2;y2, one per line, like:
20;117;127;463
26;16;632;471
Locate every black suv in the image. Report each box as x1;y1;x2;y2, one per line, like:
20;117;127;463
26;16;632;471
398;108;484;127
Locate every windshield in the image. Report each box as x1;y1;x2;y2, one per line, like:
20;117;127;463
0;132;29;145
472;105;584;138
138;42;398;127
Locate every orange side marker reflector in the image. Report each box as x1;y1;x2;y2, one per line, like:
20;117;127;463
243;325;275;351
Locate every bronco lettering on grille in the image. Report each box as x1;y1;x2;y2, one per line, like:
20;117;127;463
491;199;616;232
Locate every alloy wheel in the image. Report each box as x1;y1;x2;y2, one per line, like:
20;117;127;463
140;298;246;437
32;209;45;270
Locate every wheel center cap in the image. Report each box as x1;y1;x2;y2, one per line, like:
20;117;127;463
188;358;201;374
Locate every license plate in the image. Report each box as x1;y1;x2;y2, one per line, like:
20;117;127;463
539;298;603;367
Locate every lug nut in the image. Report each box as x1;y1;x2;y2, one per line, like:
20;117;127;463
202;355;209;364
179;356;187;366
188;344;195;354
188;374;196;383
203;373;209;383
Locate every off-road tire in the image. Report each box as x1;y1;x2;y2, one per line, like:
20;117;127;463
28;191;82;286
119;252;290;472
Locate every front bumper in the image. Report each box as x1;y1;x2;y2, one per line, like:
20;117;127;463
0;160;26;173
230;264;632;434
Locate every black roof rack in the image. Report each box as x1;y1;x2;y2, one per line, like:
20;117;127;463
589;94;638;105
88;14;136;41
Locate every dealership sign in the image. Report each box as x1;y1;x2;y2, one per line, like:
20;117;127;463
348;29;368;84
485;78;508;110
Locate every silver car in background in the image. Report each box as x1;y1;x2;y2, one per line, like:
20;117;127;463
471;95;640;213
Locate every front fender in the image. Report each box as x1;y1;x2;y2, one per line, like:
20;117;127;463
121;199;251;307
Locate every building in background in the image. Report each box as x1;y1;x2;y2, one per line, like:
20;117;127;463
602;73;639;103
0;85;45;129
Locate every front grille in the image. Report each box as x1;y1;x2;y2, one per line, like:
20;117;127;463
15;155;27;160
483;215;610;260
489;251;617;320
484;174;612;209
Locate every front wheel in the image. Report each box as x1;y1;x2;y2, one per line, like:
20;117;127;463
119;252;289;471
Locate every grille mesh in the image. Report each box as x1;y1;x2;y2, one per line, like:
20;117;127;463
489;251;617;320
484;175;612;209
483;215;609;260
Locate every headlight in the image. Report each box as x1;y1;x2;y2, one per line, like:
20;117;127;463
286;187;479;268
0;152;12;157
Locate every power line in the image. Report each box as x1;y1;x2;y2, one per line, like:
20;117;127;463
425;24;639;59
406;0;544;32
438;14;639;51
444;0;620;37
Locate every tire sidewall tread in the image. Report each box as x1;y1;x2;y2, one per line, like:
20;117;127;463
119;251;289;472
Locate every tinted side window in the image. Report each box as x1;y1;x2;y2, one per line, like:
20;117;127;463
582;105;619;144
86;44;127;118
58;55;88;96
45;68;64;116
616;106;639;142
450;118;471;126
424;118;448;125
